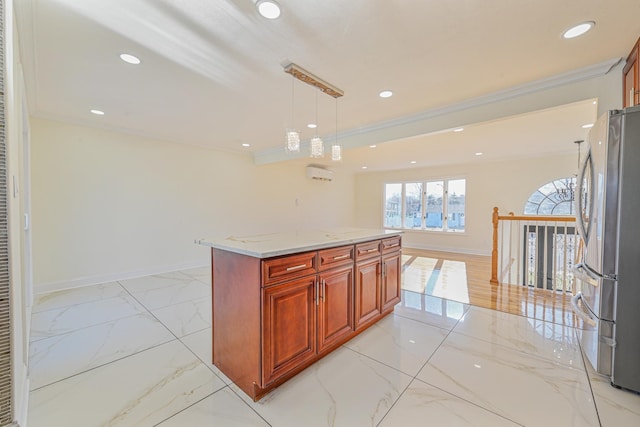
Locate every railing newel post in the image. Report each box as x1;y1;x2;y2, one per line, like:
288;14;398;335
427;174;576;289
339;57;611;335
491;207;499;285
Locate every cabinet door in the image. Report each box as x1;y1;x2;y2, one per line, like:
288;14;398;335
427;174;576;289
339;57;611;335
355;258;381;329
624;60;637;107
262;276;317;386
318;266;354;353
381;252;401;313
623;43;639;107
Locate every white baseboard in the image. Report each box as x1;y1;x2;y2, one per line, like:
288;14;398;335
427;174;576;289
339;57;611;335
403;243;491;257
34;260;210;295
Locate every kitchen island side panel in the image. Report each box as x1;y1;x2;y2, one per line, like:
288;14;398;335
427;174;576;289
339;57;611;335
212;248;261;396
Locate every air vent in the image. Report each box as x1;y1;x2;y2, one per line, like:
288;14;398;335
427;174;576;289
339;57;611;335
306;166;333;182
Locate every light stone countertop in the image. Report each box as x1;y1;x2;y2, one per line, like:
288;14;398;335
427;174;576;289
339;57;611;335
196;227;402;258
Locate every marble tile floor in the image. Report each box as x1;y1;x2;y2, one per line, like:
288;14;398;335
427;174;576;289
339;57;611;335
28;267;640;426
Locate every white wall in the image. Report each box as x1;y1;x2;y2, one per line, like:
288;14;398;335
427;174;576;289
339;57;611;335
31;118;356;291
355;154;576;255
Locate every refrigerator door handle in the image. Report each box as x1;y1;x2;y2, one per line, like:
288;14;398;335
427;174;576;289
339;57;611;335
574;263;602;285
571;292;597;327
575;150;594;244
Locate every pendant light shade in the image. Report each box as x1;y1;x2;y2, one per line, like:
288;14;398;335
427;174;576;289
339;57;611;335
286;130;300;152
285;74;300;153
331;144;342;161
330;97;341;161
310;137;324;158
309;89;324;158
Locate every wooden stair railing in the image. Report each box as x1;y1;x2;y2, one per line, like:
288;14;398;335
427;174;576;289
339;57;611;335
490;206;576;287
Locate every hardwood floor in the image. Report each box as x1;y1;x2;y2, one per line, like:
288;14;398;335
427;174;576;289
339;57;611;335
402;248;580;327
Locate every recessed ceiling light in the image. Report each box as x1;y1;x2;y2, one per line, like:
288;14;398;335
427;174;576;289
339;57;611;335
563;21;595;39
242;143;251;147
369;145;377;148
256;0;281;19
361;166;368;169
453;128;464;132
592;101;597;105
410;160;417;164
307;123;317;129
90;109;105;115
475;152;483;156
379;90;393;98
119;53;141;65
582;123;594;129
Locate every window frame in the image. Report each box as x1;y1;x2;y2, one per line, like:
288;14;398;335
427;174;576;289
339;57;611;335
383;177;467;233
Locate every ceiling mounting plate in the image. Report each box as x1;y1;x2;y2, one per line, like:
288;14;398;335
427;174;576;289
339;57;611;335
284;63;344;98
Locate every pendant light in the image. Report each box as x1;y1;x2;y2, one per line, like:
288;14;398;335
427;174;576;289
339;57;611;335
285;75;300;152
283;63;344;158
330;97;341;161
310;89;324;158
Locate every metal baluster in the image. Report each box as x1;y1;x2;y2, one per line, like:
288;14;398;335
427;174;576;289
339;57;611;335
562;224;568;293
499;220;505;283
516;220;522;290
552;222;558;291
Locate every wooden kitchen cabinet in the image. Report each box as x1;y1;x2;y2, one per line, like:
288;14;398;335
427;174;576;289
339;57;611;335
354;236;402;328
317;265;354;353
355;257;382;329
623;37;639;108
381;251;402;313
262;276;317;386
210;234;401;401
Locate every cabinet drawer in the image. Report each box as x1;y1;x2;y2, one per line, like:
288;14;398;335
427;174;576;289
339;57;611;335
318;245;354;271
355;240;381;260
262;252;317;286
381;236;401;253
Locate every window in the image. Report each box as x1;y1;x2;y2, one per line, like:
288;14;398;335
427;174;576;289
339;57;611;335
524;177;576;215
384;179;466;232
384;183;402;228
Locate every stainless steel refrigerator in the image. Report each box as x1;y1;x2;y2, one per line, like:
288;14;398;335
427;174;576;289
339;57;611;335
572;105;640;393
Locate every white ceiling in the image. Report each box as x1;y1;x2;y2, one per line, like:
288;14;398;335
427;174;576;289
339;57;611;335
14;0;640;172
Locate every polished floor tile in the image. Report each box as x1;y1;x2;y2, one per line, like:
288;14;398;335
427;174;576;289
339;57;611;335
393;289;468;330
235;347;412;427
30;293;148;341
29;312;174;390
119;273;209;310
345;314;449;376
453;306;582;367
28;264;640;427
151;296;211;337
156;388;268;426
417;332;599;426
32;281;128;314
379;379;520;426
585;362;640;426
179;266;211;284
180;328;232;384
29;340;225;427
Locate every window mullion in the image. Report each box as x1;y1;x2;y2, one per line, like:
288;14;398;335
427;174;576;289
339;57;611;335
401;183;406;229
443;180;449;231
422;181;427;229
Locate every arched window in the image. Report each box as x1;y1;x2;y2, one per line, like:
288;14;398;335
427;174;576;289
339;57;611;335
524;177;576;215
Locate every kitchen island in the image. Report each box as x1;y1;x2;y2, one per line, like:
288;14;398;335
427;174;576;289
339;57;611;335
197;228;402;401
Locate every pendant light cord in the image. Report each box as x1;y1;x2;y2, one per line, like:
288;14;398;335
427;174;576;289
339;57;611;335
335;97;338;145
315;88;319;136
291;75;295;129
